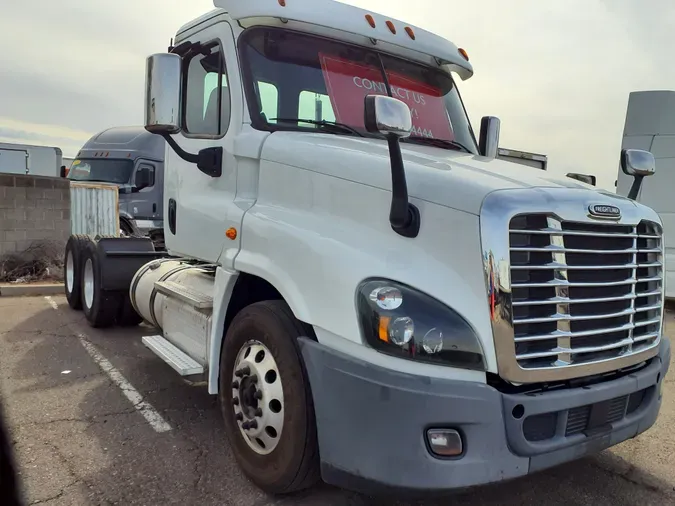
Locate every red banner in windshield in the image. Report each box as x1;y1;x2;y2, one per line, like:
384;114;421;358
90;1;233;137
319;54;454;140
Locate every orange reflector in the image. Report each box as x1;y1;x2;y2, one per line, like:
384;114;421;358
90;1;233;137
405;26;415;40
226;227;237;240
365;14;376;28
278;0;286;5
378;317;390;343
386;20;396;34
458;48;469;61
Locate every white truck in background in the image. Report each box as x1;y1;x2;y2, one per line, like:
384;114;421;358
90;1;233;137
0;142;63;177
62;0;670;496
617;90;675;299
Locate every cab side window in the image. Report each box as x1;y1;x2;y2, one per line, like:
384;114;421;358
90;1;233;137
184;43;230;136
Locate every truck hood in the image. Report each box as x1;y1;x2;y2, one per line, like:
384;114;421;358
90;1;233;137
260;132;616;215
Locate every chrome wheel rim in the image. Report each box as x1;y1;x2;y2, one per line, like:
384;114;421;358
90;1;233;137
66;251;74;294
83;258;94;309
232;340;284;455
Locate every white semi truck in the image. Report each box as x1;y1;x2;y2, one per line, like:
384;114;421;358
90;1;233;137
62;0;670;495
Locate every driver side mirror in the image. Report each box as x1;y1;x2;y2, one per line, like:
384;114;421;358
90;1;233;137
134;167;153;192
144;53;182;135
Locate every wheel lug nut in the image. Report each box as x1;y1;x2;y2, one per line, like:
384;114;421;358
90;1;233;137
255;408;263;417
233;397;239;406
250;375;258;384
236;366;250;377
242;421;250;429
249;420;258;429
232;381;239;389
236;413;243;421
254;391;263;400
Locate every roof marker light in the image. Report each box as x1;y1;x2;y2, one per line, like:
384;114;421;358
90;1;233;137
365;14;376;28
405;27;415;40
386;21;396;34
458;48;469;61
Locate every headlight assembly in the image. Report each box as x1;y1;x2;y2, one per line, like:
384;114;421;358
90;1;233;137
356;279;486;371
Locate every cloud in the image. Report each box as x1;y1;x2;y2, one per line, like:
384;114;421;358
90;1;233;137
1;0;673;190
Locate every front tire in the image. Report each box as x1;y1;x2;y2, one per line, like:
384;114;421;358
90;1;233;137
64;235;92;310
80;242;122;328
219;301;320;494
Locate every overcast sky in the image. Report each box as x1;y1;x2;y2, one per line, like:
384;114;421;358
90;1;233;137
1;0;673;190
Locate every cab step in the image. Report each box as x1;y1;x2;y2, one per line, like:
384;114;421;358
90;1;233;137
142;335;205;376
154;280;213;309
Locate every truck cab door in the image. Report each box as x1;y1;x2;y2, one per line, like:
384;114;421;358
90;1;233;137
163;21;243;266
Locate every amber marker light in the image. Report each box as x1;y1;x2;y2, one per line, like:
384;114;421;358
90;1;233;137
378;316;391;343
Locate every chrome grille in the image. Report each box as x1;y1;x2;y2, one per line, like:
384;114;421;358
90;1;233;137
508;215;663;371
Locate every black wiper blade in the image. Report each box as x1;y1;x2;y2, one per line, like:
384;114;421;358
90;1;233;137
401;137;471;153
270;118;365;137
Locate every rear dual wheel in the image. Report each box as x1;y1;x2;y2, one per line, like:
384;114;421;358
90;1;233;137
64;235;93;310
80;242;122;328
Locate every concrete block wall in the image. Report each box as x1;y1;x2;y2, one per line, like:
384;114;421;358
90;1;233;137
0;174;70;255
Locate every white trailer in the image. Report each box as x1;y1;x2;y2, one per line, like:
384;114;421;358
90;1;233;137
62;0;670;497
0;142;63;177
617;90;675;298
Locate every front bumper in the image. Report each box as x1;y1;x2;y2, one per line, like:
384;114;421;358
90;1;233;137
299;337;671;494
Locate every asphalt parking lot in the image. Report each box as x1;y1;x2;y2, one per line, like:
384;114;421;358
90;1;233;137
1;295;674;506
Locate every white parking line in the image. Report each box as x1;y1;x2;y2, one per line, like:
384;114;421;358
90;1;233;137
44;296;172;433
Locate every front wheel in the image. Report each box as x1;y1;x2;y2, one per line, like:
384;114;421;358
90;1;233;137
219;301;320;494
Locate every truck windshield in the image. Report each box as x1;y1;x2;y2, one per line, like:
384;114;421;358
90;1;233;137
67;159;134;184
240;27;478;153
